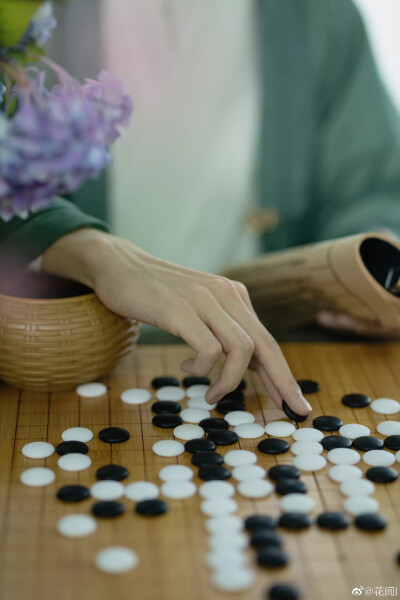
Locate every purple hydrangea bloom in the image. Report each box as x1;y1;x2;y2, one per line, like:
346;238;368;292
0;67;132;221
82;71;133;144
29;1;57;47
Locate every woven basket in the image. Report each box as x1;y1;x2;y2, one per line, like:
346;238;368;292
0;270;139;391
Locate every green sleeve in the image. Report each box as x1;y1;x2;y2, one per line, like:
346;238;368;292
308;0;400;241
0;196;110;266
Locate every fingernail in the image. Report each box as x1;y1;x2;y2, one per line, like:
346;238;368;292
301;395;312;411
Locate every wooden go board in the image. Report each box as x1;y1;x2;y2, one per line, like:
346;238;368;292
0;342;399;600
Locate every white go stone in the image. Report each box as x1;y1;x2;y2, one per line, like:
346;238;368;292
232;464;266;482
199;481;235;499
205;550;248;570
186;384;210;398
57;514;97;538
57;453;92;472
339;424;370;439
61;427;93;443
187;396;217;410
201;497;238;516
161;481;197;499
234;423;265;439
362;449;395;467
211;569;255;592
205;516;244;534
343;496;379;516
237;479;274;499
173;424;204;440
265;421;296;437
290;441;323;455
125;481;159;502
292;428;324;442
94;546;139;574
180;408;210;423
152;439;185;457
158;464;193;482
208;532;248;551
22;441;55;459
293;453;327;472
280;493;316;514
371;398;400;415
225;411;255;426
327;448;360;465
90;481;125;501
396;450;400;463
20;467;55;487
121;388;151;405
156;386;185;401
328;464;363;483
223;450;257;467
76;382;107;398
340;479;375;497
376;421;400;436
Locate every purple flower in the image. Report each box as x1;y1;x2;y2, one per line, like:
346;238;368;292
29;1;57;47
0;67;132;220
82;71;133;144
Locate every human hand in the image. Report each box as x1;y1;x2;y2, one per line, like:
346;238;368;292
316;310;400;339
41;228;311;413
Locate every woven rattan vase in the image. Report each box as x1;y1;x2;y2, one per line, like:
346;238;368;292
0;270;139;391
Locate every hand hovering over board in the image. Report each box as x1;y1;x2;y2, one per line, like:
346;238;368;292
41;227;311;414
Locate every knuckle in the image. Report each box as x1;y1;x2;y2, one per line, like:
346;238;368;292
209;276;235;295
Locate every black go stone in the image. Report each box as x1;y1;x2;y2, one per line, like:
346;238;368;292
275;478;307;496
297;379;320;394
366;466;399;484
384;435;400;451
341;393;371;408
57;485;90;503
221;388;245;402
316;512;350;531
352;436;384;452
278;512;312;531
182;376;210;387
312;415;343;431
92;501;125;518
245;514;277;531
198;465;231;481
237;379;247;390
152;376;179;389
396;551;400;566
258;438;290;455
136;499;169;517
354;513;388;532
321;435;352;451
268;465;300;481
207;430;238;446
151;400;181;415
152;414;183;429
250;530;283;549
191;451;223;467
282;400;308;423
216;399;245;414
199;417;229;433
98;427;130;444
267;583;301;600
257;547;289;568
184;438;216;453
56;441;89;455
96;464;129;481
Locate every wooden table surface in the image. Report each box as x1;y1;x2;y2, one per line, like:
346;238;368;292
0;342;399;600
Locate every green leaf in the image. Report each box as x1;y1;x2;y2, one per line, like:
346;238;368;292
0;0;43;48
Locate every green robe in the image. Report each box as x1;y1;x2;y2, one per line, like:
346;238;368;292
1;0;400;265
